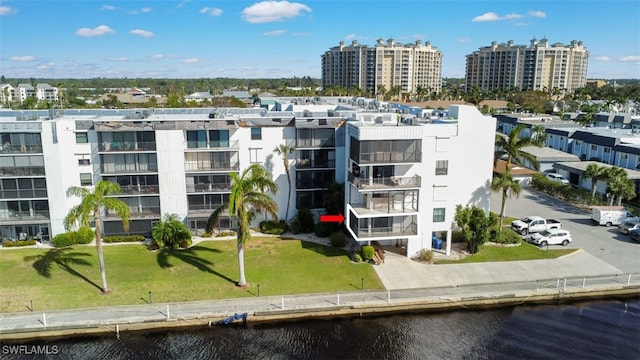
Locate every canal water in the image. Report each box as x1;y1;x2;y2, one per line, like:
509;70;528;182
3;299;639;359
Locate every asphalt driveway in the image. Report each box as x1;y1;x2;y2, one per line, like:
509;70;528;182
491;188;640;274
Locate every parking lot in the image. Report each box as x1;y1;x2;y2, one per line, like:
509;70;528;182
490;188;640;274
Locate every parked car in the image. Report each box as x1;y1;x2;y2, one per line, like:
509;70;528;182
591;206;639;227
630;228;640;242
617;220;640;234
511;216;563;236
545;173;570;184
526;228;572;247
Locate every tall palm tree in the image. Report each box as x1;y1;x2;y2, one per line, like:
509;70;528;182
583;163;608;202
491;171;522;229
494;123;541;171
64;180;130;293
273;143;296;226
206;164;278;287
605;166;636;206
376;85;387;101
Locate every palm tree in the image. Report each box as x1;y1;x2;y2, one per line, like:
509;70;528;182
64;180;130;293
376;85;387;101
491;171;522;229
494;123;542;171
206;164;278;287
273;143;296;226
583;163;608;202
152;213;192;249
605;166;636;206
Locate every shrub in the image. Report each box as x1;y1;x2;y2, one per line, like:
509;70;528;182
329;231;347;247
75;227;94;244
216;231;235;237
493;228;521;244
201;231;212;238
416;249;434;262
103;235;145;243
2;239;15;247
451;230;466;243
259;220;286;235
361;245;375;261
314;222;338;238
52;232;75;248
352;253;363;262
292;208;315;233
178;238;193;249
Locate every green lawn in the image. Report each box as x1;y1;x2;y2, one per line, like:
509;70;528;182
0;237;383;313
436;241;576;264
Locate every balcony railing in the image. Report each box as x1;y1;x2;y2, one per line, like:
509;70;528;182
185;162;239;172
101;165;158;174
0;167;46;177
296;139;335;148
0;144;43;154
186;183;232;193
296;159;336;169
358;151;421;163
0;189;48;199
106;206;161;218
186;140;239;150
352;222;418;238
187;204;226;213
99;142;157;152
349;173;421;190
117;184;159;195
0;211;50;222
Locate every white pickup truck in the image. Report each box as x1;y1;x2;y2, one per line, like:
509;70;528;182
511;215;563;236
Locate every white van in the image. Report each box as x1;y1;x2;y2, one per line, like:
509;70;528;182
591;206;639;227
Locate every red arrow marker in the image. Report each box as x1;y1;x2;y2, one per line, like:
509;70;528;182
320;214;344;224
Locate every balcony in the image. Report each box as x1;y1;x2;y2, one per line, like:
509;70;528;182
117;184;159;195
101;164;158;174
187;204;226;215
99;142;157;152
296;159;336;169
357;151;421;164
350;218;418;239
0;167;46;177
186;182;232;193
185;161;239;172
0;144;43;154
106;206;161;219
186;140;239;150
349;173;421;190
0;211;50;222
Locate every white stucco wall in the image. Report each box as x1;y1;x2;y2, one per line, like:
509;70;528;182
156;129;188;220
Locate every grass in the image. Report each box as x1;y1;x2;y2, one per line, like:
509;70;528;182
0;237;383;313
436;241;576;264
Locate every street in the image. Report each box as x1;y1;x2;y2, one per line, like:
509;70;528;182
491;188;640;274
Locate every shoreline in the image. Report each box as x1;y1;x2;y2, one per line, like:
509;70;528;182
2;283;638;342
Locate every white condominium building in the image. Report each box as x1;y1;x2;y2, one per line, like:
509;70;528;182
0;99;494;257
322;39;443;97
465;38;589;93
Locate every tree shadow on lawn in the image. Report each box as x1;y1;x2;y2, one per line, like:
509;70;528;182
156;245;236;285
300;240;349;258
24;248;102;291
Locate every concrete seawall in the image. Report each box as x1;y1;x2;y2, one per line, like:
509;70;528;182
2;282;638;342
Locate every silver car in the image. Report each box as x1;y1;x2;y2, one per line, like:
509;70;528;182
618;220;640;235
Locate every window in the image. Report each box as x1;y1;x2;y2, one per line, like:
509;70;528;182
433;208;445;222
621;153;628;159
603;147;611;153
80;173;92;186
435;160;448;175
591;145;597;151
78;159;90;165
249;148;262;163
75;132;88;144
251;127;262;140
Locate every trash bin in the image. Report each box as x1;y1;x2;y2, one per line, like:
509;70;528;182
432;236;442;250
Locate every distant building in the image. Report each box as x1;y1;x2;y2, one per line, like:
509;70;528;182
15;84;36;103
465;38;589;93
36;83;58;102
322;39;443;97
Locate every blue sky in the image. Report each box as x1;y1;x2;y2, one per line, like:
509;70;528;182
1;0;639;79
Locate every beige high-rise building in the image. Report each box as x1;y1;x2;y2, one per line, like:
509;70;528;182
322;39;442;98
465;38;589;94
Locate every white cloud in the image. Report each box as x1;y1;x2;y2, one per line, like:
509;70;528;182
456;37;470;43
528;10;546;18
36;62;55;70
345;34;357;40
106;57;129;62
129;7;151;14
595;56;611;61
177;0;190;9
75;25;115;37
181;58;201;64
151;54;165;59
619;56;640;62
130;29;154;38
472;11;526;22
100;5;117;11
10;55;36;62
472;12;500;22
0;6;17;16
242;1;311;24
263;30;286;36
200;7;223;16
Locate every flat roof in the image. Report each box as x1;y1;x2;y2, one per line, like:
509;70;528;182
555;161;640;179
